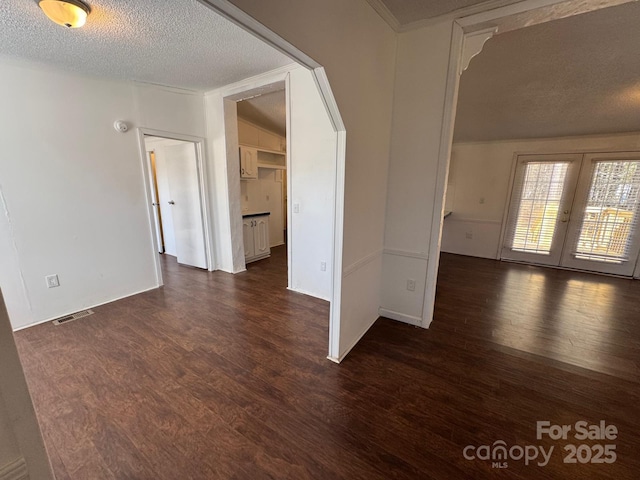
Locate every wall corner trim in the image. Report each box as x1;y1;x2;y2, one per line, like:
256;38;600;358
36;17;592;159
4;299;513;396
0;457;28;480
378;308;423;327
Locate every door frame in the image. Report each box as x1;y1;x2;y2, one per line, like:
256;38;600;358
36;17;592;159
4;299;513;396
136;128;215;287
224;78;291;277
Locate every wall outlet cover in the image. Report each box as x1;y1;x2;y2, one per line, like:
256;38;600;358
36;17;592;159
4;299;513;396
46;274;60;288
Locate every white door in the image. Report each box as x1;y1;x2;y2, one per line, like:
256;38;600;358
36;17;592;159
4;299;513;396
153;149;177;256
164;143;207;269
560;152;640;275
502;154;582;265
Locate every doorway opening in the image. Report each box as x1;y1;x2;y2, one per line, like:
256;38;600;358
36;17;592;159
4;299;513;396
236;86;288;276
432;1;640;375
142;134;212;278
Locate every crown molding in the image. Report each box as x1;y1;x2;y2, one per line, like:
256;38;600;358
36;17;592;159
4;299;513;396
399;0;526;32
365;0;401;31
365;0;527;33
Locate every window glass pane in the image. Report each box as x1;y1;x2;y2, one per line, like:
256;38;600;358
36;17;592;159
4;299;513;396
511;162;569;254
574;160;640;263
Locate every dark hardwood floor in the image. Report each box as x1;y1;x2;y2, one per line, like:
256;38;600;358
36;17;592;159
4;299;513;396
14;249;640;479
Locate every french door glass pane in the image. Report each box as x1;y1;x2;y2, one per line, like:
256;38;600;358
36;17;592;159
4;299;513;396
511;162;569;254
574;160;640;263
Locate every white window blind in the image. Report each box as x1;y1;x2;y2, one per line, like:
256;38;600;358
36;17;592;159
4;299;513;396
572;160;640;263
508;161;569;255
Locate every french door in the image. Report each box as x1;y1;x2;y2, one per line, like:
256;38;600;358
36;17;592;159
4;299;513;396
502;152;640;276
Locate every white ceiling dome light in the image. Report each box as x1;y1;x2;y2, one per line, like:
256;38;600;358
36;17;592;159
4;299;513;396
39;0;90;29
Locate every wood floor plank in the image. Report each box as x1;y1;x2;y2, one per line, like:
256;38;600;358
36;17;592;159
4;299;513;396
13;249;640;479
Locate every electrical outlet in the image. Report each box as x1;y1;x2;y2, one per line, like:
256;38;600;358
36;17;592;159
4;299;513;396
320;261;327;272
465;232;473;240
293;203;300;213
406;279;416;292
46;274;60;288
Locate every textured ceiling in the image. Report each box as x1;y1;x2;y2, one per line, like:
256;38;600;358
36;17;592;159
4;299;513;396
0;0;292;91
454;1;640;142
237;89;286;137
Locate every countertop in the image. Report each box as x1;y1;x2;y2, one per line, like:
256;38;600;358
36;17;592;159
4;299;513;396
242;211;271;218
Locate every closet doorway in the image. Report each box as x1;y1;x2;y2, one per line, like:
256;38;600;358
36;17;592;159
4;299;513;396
144;135;209;270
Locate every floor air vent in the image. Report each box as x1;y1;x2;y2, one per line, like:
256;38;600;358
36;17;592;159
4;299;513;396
52;309;94;326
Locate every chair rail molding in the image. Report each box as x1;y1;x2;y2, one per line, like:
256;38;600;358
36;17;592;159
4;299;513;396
0;457;28;480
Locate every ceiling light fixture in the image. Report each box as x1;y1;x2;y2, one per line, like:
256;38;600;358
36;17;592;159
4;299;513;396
39;0;90;29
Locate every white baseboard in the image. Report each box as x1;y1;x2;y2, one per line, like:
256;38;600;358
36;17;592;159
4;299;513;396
286;287;330;302
327;316;378;364
0;457;28;480
378;308;423;327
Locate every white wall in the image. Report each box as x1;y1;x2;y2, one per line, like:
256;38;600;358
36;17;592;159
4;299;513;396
225;0;397;358
0;61;157;330
0;59;207;330
442;132;640;258
134;83;207;139
0;291;54;479
381;20;454;325
288;67;336;301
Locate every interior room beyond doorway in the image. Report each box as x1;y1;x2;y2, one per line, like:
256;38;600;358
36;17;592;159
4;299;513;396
236;87;288;267
436;2;640;374
144;135;208;271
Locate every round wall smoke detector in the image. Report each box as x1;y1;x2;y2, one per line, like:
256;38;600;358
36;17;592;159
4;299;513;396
113;120;129;133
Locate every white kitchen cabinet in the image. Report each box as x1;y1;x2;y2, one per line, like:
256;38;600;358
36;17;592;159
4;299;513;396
242;217;255;260
240;146;258;179
243;214;270;263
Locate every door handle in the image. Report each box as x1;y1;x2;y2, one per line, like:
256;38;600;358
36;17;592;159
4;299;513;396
168;200;175;205
152;202;158;206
